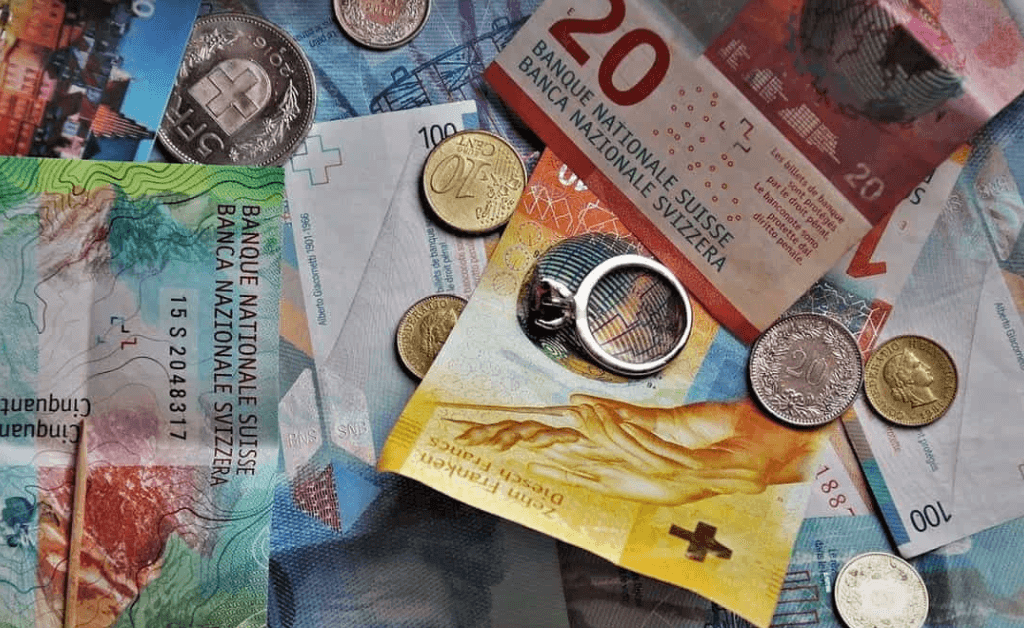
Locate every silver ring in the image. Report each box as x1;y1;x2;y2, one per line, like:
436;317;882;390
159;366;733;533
529;254;693;376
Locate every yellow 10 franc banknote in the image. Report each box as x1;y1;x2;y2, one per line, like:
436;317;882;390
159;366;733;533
379;150;836;627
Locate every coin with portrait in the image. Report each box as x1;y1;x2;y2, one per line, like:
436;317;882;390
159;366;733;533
159;13;316;166
422;130;526;234
864;335;957;426
334;0;430;49
834;552;928;628
396;294;467;379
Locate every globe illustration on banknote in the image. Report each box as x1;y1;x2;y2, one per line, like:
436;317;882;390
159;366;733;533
516;233;691;379
798;0;964;123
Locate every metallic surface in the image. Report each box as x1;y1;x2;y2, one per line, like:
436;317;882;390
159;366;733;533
422;130;526;234
864;335;958;427
333;0;431;49
159;13;316;166
834;552;928;628
395;294;467;379
749;313;863;427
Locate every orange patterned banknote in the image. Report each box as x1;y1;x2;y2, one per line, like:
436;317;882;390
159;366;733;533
379;150;837;627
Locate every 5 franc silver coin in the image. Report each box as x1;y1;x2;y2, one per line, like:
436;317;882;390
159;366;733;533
159;13;316;166
334;0;430;50
748;313;863;427
834;552;928;628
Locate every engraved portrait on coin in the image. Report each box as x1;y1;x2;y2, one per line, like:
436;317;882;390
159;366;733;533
159;14;316;166
334;0;430;50
864;335;957;426
396;294;467;379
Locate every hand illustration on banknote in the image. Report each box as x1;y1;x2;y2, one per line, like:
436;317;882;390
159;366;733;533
449;394;823;505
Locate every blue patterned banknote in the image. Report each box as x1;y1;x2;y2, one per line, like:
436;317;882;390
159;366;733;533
201;0;544;161
558;514;1024;628
270;102;572;628
843;93;1024;557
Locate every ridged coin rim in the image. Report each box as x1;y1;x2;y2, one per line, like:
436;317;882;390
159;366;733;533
863;334;958;427
395;294;467;379
421;129;526;235
748;313;863;427
833;552;928;628
158;13;316;167
333;0;431;50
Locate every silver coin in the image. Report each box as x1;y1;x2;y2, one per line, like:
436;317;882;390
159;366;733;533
748;313;863;427
333;0;430;50
834;552;928;628
159;13;316;166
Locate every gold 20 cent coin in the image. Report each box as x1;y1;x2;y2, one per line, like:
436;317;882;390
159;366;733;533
834;552;928;628
396;294;467;379
422;130;526;234
864;335;957;426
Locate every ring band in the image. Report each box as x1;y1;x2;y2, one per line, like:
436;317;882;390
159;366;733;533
529;253;693;376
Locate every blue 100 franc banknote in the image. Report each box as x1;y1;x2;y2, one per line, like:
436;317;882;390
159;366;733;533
269;100;573;627
843;92;1024;558
559;514;1024;628
0;157;284;628
201;0;544;161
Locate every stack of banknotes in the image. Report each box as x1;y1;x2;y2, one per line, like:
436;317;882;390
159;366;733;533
1;1;1023;627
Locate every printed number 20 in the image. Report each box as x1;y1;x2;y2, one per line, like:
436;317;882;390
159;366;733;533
843;163;885;202
549;0;670;106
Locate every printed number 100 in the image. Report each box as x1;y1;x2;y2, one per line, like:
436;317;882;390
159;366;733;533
549;0;670;106
909;501;951;532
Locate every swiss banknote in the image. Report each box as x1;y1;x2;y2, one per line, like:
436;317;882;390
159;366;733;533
484;0;1024;340
268;400;573;628
559;514;1024;628
0;158;284;628
3;0;202;161
284;101;479;371
845;93;1024;557
200;0;545;161
270;103;572;628
378;149;840;628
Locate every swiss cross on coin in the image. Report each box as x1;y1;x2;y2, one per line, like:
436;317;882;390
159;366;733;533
290;135;343;186
670;522;732;562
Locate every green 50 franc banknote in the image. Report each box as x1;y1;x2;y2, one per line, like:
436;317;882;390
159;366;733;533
0;157;284;628
379;149;837;628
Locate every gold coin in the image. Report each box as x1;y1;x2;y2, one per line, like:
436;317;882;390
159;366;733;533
834;552;928;628
864;335;957;426
395;294;467;379
422;130;526;234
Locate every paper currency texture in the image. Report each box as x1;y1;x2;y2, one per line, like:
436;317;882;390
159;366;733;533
379;150;834;627
0;157;284;628
483;0;1024;340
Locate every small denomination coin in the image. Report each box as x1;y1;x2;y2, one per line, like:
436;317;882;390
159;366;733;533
422;130;526;234
158;13;316;166
396;294;467;379
834;552;928;628
334;0;430;50
864;335;957;426
749;313;863;427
